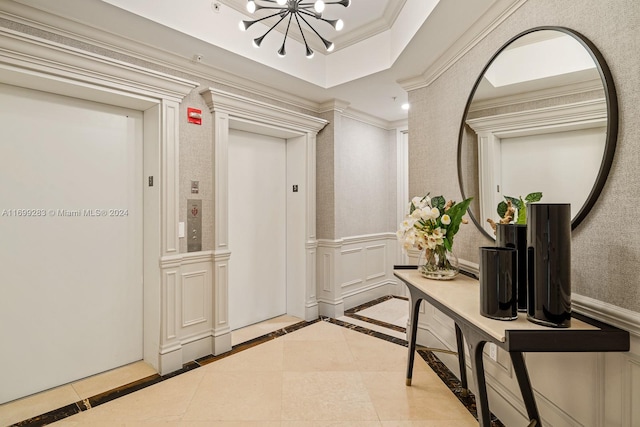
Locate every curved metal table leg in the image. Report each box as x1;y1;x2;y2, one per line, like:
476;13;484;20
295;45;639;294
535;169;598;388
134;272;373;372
406;292;422;386
511;351;542;426
455;323;469;395
459;326;491;427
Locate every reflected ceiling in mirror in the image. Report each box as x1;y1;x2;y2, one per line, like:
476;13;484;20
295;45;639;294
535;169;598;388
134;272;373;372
457;27;618;239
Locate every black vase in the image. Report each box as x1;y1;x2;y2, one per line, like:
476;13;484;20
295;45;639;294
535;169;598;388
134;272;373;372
479;246;518;320
527;203;572;328
496;224;528;312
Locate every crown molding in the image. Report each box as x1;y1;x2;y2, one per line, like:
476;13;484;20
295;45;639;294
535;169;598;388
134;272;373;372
466;98;606;136
201;87;328;133
318;99;351;114
0;25;197;107
398;0;528;92
332;0;406;51
469;79;604;113
1;0;413;125
318;99;406;130
342;107;403;131
0;3;325;115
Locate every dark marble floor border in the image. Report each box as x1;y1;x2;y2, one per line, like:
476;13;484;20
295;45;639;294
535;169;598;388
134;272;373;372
11;302;504;427
344;295;409;333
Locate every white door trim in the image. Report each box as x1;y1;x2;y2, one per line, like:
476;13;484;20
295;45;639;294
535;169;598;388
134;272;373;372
201;88;328;353
0;27;197;375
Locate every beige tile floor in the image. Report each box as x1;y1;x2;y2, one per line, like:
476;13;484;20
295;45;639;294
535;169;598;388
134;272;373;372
51;320;477;426
2;303;478;426
0;315;301;426
231;314;303;346
0;361;157;427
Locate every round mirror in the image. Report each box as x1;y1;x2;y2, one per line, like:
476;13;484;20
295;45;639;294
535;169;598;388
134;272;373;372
457;26;618;239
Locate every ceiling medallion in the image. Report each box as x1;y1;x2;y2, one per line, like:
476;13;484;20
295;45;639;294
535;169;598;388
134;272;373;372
240;0;351;58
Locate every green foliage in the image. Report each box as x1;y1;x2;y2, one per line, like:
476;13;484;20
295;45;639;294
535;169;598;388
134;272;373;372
443;197;473;251
496;192;543;224
525;192;543;203
431;195;446;212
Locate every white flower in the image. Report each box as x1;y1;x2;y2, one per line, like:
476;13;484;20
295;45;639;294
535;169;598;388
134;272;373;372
400;218;416;231
410;208;423;220
402;229;417;250
398;194;469;254
420;209;436;221
432;227;444;239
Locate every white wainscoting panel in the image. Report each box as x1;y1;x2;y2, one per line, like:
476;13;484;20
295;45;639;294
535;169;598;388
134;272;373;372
182;270;208;328
624;352;640;426
317;233;398;317
164;271;178;341
365;244;387;281
341;247;365;291
159;251;217;373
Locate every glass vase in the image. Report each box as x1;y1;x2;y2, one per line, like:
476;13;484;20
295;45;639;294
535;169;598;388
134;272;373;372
420;246;460;280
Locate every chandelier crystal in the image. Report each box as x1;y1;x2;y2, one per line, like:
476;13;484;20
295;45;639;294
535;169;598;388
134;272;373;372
240;0;351;58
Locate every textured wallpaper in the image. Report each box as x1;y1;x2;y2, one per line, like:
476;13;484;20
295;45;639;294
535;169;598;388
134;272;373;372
408;0;640;312
179;89;213;253
334;116;397;238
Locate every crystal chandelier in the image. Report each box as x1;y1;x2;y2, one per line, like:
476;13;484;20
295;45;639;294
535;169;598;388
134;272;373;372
239;0;351;58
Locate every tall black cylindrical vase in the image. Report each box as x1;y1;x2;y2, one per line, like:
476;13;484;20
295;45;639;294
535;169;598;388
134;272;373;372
496;223;527;312
479;246;518;320
527;203;572;328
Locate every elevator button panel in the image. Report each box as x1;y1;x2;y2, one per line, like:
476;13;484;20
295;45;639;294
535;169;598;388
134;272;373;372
187;199;202;252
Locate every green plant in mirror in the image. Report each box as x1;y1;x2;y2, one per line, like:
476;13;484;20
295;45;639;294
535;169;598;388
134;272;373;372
497;192;543;224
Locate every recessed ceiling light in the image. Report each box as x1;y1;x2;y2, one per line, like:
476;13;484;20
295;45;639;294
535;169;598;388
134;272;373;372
401;103;410;110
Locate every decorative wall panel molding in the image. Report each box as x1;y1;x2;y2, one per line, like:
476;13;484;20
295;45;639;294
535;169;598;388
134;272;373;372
181;270;208;327
317;233;398;318
159;252;215;371
624;355;640;426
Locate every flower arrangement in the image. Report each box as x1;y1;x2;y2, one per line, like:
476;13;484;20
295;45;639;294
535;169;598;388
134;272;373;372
397;194;472;279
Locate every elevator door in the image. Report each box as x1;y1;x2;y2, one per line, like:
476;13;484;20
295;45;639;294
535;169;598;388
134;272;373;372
228;129;287;330
0;83;143;403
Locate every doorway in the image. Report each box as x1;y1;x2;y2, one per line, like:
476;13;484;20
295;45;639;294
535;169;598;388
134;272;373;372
0;83;143;403
228;129;287;330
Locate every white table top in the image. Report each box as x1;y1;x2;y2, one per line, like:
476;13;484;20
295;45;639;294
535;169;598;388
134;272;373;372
394;269;598;343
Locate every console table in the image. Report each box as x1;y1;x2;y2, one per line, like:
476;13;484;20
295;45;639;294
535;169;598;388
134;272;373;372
394;268;630;427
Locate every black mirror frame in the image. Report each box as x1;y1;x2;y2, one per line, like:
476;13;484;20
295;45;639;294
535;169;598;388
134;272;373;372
457;26;618;240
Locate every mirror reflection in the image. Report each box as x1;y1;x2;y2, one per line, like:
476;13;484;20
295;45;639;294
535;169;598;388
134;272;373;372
458;28;616;238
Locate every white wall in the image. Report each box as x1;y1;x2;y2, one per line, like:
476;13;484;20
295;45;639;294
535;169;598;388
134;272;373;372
317;234;399;318
501;127;605;219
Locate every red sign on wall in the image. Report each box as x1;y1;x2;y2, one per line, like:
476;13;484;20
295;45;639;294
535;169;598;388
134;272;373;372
187;107;202;125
